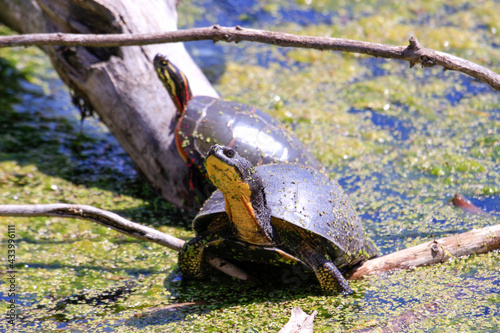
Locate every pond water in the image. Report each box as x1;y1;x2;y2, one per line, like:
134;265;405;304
0;0;499;332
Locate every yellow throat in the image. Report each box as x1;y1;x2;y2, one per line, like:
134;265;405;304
205;155;273;245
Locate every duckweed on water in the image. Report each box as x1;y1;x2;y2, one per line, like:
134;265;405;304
1;0;500;331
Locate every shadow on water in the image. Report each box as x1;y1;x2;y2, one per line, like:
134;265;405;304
1;279;139;329
124;263;354;329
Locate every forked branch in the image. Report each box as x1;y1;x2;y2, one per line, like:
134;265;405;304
0;26;499;91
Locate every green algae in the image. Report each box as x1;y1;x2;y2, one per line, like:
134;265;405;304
1;0;500;332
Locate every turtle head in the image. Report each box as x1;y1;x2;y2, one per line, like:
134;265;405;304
205;145;274;245
205;145;256;191
154;54;192;114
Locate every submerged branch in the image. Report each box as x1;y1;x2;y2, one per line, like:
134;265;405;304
0;26;499;91
352;302;440;333
1;204;498;282
451;193;487;215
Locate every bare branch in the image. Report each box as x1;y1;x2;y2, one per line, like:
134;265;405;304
348;224;500;280
0;204;250;281
0;204;184;250
0;25;498;91
1;204;498;284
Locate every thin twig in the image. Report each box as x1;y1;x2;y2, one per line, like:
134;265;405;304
0;26;498;91
1;204;498;282
0;203;250;281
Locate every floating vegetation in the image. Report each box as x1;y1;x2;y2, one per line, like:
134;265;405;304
1;0;499;331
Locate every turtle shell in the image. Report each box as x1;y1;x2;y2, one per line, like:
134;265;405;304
194;163;376;269
178;96;321;173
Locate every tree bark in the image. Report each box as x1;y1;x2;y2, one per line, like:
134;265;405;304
0;0;218;210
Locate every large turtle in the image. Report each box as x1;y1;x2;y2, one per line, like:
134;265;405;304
179;144;377;295
153;54;321;179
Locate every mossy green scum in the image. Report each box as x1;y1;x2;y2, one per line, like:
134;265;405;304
1;0;499;331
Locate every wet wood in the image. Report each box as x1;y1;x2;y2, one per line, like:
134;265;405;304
451;193;487;215
0;0;218;210
348;224;500;280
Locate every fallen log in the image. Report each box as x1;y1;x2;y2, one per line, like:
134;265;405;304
1;204;498;282
0;0;218;210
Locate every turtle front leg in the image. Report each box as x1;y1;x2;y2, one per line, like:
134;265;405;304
178;215;232;278
273;220;352;295
178;232;223;278
296;246;352;295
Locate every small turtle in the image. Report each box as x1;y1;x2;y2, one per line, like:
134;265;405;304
179;145;377;295
153;54;321;194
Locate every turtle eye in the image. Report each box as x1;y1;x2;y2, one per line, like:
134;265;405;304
224;148;235;158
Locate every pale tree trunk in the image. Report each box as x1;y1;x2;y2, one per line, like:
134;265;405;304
0;0;218;210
